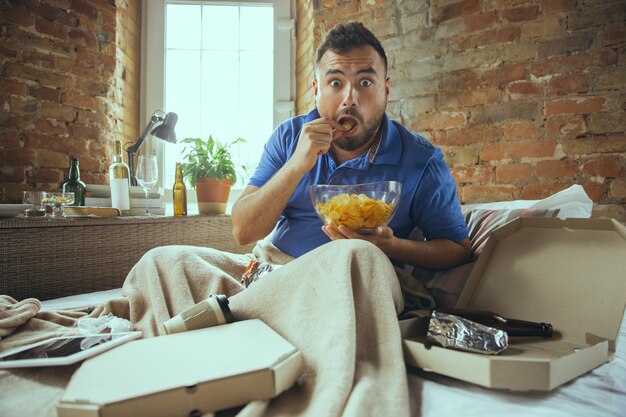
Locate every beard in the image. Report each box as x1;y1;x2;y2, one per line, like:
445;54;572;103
333;107;385;152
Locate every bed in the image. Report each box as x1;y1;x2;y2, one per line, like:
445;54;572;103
1;185;625;417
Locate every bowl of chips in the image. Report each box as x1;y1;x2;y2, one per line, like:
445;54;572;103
309;181;402;232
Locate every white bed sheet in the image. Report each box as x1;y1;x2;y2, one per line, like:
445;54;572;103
41;289;626;417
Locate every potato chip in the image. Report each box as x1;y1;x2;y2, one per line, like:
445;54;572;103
316;193;395;230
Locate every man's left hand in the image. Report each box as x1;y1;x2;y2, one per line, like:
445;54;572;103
322;224;395;254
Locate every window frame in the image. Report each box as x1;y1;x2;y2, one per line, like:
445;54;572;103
141;0;295;203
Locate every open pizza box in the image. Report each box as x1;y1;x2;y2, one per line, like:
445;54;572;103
57;319;303;417
400;217;626;391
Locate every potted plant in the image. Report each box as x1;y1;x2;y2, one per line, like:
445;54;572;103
180;135;246;214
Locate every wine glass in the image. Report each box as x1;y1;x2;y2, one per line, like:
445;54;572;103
42;192;75;219
136;155;158;216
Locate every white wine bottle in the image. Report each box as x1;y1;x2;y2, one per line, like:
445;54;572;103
109;140;131;215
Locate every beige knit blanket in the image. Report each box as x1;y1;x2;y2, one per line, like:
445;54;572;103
0;239;412;417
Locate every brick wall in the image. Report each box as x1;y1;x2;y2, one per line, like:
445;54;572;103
0;0;141;202
296;0;626;221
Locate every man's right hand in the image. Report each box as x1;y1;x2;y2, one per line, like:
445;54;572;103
287;117;346;174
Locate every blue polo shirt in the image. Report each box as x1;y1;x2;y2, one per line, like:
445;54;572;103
249;109;468;259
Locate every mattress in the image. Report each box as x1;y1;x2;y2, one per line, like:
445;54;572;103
38;289;626;417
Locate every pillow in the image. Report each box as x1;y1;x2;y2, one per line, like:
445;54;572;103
462;207;560;261
413;208;561;309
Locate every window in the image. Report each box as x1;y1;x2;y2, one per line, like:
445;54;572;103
143;0;294;201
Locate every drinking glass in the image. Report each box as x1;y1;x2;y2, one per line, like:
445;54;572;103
42;192;75;219
136;155;158;216
22;191;46;217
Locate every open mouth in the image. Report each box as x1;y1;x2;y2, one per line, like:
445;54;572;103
338;116;357;132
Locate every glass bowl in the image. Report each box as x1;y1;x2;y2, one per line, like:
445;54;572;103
309;181;402;231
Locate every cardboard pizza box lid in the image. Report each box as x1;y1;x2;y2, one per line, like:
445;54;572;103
57;319;303;417
402;217;626;391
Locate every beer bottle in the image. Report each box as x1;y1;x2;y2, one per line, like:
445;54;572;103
435;309;553;337
173;162;187;216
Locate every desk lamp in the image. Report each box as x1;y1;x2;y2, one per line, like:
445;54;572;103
126;110;178;186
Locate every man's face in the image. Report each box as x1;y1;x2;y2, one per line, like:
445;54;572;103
314;45;390;152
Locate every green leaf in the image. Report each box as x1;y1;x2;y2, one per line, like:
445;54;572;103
180;135;247;188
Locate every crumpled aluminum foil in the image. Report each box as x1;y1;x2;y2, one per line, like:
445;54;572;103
427;310;508;355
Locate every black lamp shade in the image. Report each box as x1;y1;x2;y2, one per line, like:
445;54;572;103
150;112;178;144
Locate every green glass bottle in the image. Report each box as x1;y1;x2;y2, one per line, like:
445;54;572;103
61;157;86;206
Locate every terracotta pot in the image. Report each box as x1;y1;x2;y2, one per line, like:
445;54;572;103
195;177;233;214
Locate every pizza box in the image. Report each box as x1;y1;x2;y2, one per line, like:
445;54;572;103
401;217;626;391
57;319;303;417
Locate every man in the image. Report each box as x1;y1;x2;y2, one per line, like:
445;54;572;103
232;22;470;271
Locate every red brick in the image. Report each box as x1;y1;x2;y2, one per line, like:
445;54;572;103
71;0;98;19
0;128;21;148
0;45;19;58
522;183;573;200
495;163;534;183
478;64;526;87
502;121;542;141
9;97;38;113
602;22;626;46
610;178;626;199
440;87;501;108
69;124;100;140
530;54;588;77
543;0;577;13
435;125;500;146
539;33;594;58
582;157;626;178
0;167;26;183
432;0;480;24
463;11;497;33
507;81;542;99
78;155;104;173
68;29;98;49
545;116;587;137
6;7;35;27
100;54;117;75
502;6;538;23
36;148;69;168
62;92;99;112
580;182;607;202
0;79;28;96
35;119;67;135
30;85;61;102
1;148;35;166
2;114;38;130
521;17;561;39
481;140;557;161
35;2;78;26
34;17;67;40
499;26;520;43
453;29;496;50
536;159;579;179
30;168;63;183
4;63;73;89
451;166;493;184
461;184;519;203
40;104;77;122
547;73;589;96
563;135;626;155
76;110;107;128
410;111;467;131
545;96;605;115
593;48;618;66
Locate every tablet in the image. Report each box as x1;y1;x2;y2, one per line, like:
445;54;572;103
0;331;142;369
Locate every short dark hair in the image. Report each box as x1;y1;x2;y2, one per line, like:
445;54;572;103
315;22;388;76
